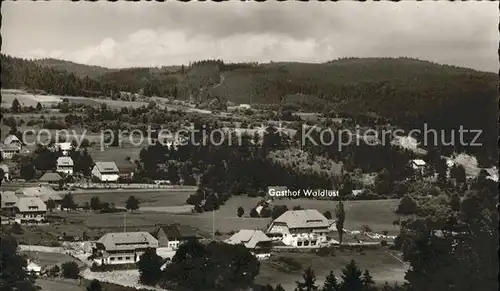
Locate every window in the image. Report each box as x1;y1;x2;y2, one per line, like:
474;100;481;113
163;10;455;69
117;257;123;260
125;257;131;260
304;241;310;246
297;241;303;247
110;257;115;261
311;241;317;246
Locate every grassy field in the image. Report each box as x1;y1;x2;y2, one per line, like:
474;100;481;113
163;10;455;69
56;194;400;238
36;278;83;291
72;189;194;208
256;249;408;290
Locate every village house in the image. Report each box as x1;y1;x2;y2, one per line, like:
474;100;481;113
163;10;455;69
267;209;331;248
92;161;120;182
56;156;74;175
4;134;23;148
1;191;19;217
92;232;159;266
39;172;63;184
54;142;73;155
14;196;47;224
0;143;21;160
410;159;427;174
0;164;10;182
226;229;272;260
26;260;42;276
15;186;63;208
153;224;200;250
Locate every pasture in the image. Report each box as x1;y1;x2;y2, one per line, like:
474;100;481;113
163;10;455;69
58;192;400;238
256;249;408;290
36;278;83;291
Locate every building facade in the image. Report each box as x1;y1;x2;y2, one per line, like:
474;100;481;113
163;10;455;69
153;224;200;250
14;197;47;224
0;144;21;159
267;209;331;248
226;229;272;260
92;162;120;182
56;156;74;175
92;232;159;266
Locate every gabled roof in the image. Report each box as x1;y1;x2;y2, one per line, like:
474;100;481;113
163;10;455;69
226;229;271;249
4;135;21;144
16;197;47;212
272;209;329;229
411;159;426;166
57;156;74;166
39;172;63;182
96;232;158;251
1;191;19;208
94;162;119;173
155;224;199;240
15;186;63;202
0;143;20;151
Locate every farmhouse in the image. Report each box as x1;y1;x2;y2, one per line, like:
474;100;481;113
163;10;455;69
92;161;120;182
1;191;19;216
26;261;42;275
153;224;200;250
239;104;251;110
92;232;159;266
4;134;22;148
56;156;74;175
410;159;426;174
14;196;47;224
54;142;73;155
226;229;272;259
15;186;63;206
39;172;63;184
267;209;331;248
0;164;10;181
0;143;21;159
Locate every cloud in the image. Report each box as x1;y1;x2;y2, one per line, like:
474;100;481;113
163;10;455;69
4;1;498;71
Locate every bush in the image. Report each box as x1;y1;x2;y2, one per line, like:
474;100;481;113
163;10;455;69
323;210;333;220
396;195;418;215
250;208;260;218
316;246;335;257
61;261;80;279
360;225;372;233
11;222;23;234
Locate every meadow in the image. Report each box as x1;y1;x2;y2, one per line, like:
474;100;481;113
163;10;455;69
256;249;408;290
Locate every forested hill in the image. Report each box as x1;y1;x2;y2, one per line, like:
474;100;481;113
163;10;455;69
33;58;116;79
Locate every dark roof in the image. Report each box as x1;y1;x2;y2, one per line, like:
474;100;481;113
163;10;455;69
39;172;63;182
155;224;200;240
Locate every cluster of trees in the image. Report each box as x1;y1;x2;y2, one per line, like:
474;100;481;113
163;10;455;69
394;175;497;291
136;240;260;291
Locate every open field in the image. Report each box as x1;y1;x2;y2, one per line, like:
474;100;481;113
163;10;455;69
72;189;195;208
1;90;62;108
256;249;408;290
55;195;400;237
36;278;83;291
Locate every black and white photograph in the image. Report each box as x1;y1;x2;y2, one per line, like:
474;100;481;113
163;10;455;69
0;2;498;291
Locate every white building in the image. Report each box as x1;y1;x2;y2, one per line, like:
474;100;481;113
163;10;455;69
92;162;120;182
0;143;20;159
226;229;272;259
54;142;73;155
267;209;331;248
153;224;200;251
14;196;47;224
4;134;22;148
92;232;159;266
410;159;427;174
56;156;74;175
26;261;42;275
239;104;251;110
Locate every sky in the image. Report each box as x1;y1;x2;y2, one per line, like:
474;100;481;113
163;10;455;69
2;1;498;72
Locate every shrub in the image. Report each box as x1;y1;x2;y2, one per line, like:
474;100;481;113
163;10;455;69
61;261;80;279
396;195;418;215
